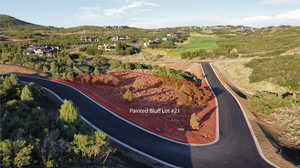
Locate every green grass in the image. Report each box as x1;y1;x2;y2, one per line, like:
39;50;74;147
0;14;41;29
168;36;221;56
249;92;295;114
245;55;300;91
180;36;220;50
218;26;300;56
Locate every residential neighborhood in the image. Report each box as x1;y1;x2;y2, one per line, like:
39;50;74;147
98;43;118;51
23;44;60;56
80;36;100;42
111;35;130;41
0;4;299;167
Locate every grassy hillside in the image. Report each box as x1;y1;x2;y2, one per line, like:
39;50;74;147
245;55;300;91
219;26;300;57
180;36;220;50
0;14;42;29
168;35;221;56
246;56;300;147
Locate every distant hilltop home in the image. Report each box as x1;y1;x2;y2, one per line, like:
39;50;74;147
144;39;161;47
98;44;118;51
104;26;130;29
23;44;60;56
80;36;100;42
202;26;213;33
166;33;181;38
111;36;130;41
235;26;256;33
161;37;168;41
202;25;256;34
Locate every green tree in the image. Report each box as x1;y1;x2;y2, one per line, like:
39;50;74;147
2;74;19;90
50;62;59;74
72;131;111;159
93;68;101;75
122;89;133;103
20;85;34;101
59;100;78;123
0;140;13;167
14;145;33;168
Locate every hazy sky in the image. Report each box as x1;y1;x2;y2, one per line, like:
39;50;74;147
1;0;300;28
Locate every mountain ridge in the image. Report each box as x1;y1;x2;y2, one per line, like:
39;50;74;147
0;14;43;29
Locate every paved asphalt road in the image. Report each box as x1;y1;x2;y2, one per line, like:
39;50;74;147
10;63;276;168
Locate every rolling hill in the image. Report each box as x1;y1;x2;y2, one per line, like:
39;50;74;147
0;14;42;29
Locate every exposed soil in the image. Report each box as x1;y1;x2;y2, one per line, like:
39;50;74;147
0;64;49;77
55;71;216;144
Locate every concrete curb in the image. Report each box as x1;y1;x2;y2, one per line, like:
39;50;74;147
42;87;180;168
199;64;220;145
209;63;280;168
16;73;219;146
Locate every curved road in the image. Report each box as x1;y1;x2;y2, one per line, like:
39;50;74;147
11;63;276;168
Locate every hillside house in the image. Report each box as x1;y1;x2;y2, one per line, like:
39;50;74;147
144;39;161;47
80;36;100;42
236;26;256;33
202;26;213;33
167;33;180;38
98;44;118;51
23;44;59;56
111;36;130;41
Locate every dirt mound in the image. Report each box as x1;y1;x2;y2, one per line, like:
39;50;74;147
55;71;217;144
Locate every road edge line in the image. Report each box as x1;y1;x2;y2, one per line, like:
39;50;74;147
16;73;219;147
42;87;180;168
209;63;280;168
199;64;220;146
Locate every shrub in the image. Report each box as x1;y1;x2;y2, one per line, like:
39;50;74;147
59;100;79;123
245;56;300;91
133;79;146;90
14;145;33;168
86;46;103;55
80;75;92;84
2;74;19;90
190;113;200;130
123;89;133;103
109;60;122;69
116;43;140;55
181;49;207;59
149;41;176;49
20;85;34;102
122;63;136;70
249;92;294;114
90;74;120;86
176;83;210;107
161;78;182;90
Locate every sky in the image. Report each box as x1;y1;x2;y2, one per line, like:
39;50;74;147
1;0;300;28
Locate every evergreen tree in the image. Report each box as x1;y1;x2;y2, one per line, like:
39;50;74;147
50;62;59;74
59;100;78;123
93;68;101;75
14;145;33;168
20;85;34;101
122;89;133;103
2;74;19;90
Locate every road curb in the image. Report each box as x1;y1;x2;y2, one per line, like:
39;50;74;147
42;86;180;168
16;73;219;147
209;63;280;168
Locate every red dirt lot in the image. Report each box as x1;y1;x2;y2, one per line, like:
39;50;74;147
54;71;217;144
